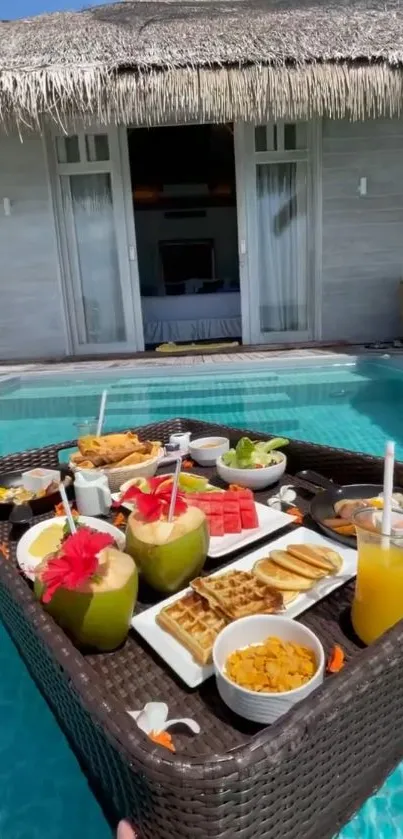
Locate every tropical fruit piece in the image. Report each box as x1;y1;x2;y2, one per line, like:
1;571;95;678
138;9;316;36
240;505;259;529
34;546;138;652
126;506;209;593
186;488;258;536
209;516;225;537
178;473;211;492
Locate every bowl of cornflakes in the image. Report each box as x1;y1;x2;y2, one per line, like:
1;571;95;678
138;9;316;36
213;615;325;723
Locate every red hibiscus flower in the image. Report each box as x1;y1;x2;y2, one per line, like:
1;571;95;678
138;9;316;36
40;528;114;603
114;477;187;522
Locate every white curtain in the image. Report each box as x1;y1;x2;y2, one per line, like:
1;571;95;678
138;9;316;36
64;173;126;345
256;162;308;333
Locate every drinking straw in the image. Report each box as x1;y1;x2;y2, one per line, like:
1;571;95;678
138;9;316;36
168;456;182;523
58;482;77;534
381;440;395;549
96;390;108;437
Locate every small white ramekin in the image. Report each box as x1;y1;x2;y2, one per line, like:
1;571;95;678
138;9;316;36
188;436;230;466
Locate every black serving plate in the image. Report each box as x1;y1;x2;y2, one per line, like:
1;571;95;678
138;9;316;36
0;467;74;520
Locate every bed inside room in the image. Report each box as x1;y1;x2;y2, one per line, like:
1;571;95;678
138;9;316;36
127;123;241;347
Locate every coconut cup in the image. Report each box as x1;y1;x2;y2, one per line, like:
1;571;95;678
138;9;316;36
34;546;138;652
125;506;209;594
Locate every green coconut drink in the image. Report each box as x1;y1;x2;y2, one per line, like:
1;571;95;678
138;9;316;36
35;544;138;651
126;506;209;593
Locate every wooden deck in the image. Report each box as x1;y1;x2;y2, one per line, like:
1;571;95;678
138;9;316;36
0;342;402;377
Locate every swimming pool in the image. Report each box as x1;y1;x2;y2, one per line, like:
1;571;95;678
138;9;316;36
1;354;403;838
1;355;403;458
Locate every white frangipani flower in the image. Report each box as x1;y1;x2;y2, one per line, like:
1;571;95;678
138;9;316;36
267;484;297;510
128;702;200;736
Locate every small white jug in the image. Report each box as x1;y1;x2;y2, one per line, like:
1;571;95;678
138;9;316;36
169;431;191;455
74;470;112;517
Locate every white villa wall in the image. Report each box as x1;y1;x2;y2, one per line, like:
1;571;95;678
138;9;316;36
321;118;403;343
0;132;67;359
1;120;403;361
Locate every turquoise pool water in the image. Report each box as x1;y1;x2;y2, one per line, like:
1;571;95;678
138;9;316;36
1;356;403;458
1;355;403;838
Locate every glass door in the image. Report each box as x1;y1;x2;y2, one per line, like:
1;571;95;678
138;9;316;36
235;121;319;344
52;128;142;354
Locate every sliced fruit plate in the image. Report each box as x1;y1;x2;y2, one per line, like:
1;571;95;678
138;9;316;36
112;475;295;559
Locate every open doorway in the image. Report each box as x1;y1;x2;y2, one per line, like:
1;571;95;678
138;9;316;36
127;124;241;348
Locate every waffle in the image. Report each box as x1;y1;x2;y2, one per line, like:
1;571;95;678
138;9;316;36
156;592;228;665
191;570;284;620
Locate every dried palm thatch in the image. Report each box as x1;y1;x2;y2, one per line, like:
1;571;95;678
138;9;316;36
2;0;403;129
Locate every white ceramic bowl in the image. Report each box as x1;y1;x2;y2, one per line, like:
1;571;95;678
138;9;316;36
216;452;286;490
189;436;230;466
213;614;325;724
17;515;126;581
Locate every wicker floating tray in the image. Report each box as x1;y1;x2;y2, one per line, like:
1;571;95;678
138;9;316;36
1;418;403;839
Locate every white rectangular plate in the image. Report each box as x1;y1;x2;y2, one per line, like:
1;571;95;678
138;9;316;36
131;527;357;689
207;503;295;558
111;493;294;559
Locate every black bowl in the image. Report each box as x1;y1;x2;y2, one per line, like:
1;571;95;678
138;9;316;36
0;467;74;521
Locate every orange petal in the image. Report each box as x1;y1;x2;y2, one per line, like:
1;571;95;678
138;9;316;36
0;542;10;559
113;512;126;527
182;459;194;469
288;506;304;523
327;644;345;673
54;503;78;517
149;730;176;752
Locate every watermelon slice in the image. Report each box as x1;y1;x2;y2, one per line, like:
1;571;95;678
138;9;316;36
210;501;224;516
223;512;242;533
209;516;225;537
240;502;259;529
223;500;239;513
194;500;212;515
185;487;258;536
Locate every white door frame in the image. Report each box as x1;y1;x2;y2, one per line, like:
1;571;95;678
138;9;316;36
45;123;145;354
234;120;322;345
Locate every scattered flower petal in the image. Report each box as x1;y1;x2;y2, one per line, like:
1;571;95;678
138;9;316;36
149;730;175;752
280;486;297;504
267;497;282;511
131;702;169;734
182;459;194;469
288;506;304;524
54;502;79;518
163;717;201;734
0;542;10;560
128;701;200;752
327;644;345;673
267;485;297;511
113;512;126;527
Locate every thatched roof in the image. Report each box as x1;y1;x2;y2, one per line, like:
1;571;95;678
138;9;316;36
2;0;403;128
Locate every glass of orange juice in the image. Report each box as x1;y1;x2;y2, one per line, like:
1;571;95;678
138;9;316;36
352;507;403;645
75;421;99;452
